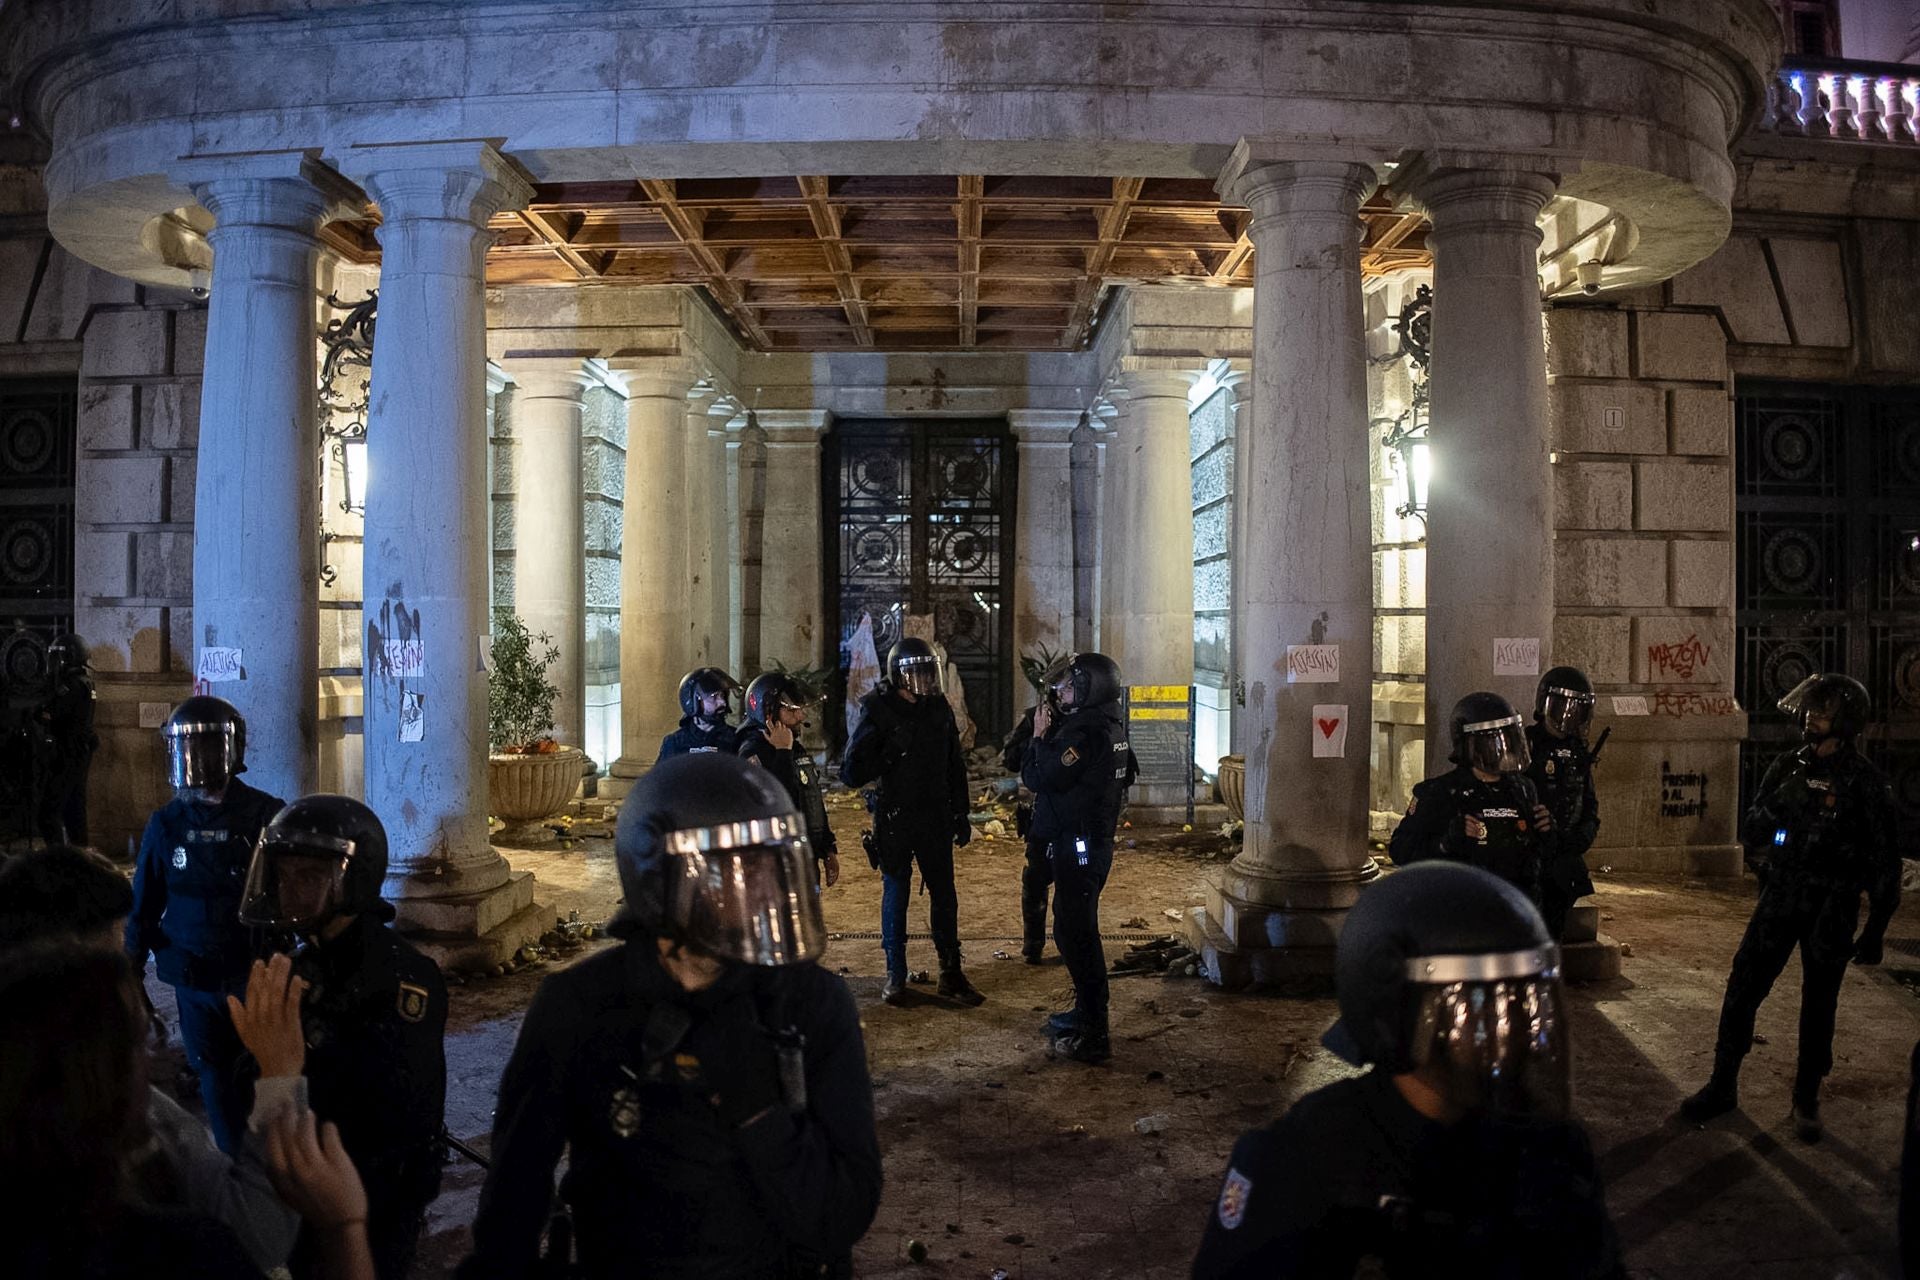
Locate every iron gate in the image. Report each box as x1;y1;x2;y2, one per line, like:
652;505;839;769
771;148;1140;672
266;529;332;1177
0;376;77;709
824;419;1017;746
1735;382;1920;847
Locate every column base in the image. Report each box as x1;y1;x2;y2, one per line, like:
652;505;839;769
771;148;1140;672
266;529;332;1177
1559;904;1625;983
394;869;548;973
1127;801;1233;827
1185;906;1338;992
1187;854;1381;992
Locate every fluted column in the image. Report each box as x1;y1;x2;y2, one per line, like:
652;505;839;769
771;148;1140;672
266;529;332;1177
501;360;593;753
340;141;531;901
178;152;354;801
1413;167;1558;760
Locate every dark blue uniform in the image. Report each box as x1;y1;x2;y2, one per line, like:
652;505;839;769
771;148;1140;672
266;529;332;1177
458;935;882;1280
1523;724;1600;939
125;778;285;1152
292;913;447;1280
657;715;742;763
1387;768;1549;907
1000;705;1050;958
1021;701;1135;1024
739;725;838;866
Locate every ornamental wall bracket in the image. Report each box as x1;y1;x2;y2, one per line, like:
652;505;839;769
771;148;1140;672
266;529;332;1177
318;291;376;587
1371;284;1431;534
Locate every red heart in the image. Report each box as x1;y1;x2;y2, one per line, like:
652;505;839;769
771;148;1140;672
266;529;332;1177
1316;718;1340;739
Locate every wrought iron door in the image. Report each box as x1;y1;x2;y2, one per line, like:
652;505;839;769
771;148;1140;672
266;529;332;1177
1736;383;1920;846
825;420;1017;744
0;377;77;710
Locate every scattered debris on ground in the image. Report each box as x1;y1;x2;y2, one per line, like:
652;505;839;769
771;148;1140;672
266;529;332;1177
1112;936;1200;978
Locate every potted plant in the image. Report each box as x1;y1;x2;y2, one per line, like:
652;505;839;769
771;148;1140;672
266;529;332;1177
486;607;584;839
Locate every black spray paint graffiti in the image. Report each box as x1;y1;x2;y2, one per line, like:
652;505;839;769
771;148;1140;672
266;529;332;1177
366;595;424;736
1659;760;1709;819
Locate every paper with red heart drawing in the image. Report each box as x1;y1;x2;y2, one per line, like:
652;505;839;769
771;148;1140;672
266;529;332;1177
1311;705;1348;759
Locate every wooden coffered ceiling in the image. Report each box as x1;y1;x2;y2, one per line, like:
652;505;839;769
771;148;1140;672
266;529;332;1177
326;175;1431;352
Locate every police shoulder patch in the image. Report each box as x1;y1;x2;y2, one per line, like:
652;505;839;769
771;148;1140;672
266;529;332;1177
396;981;430;1023
1217;1166;1253;1230
1061;746;1080;767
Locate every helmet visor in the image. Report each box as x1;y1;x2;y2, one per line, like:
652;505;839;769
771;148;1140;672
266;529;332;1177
238;831;352;930
167;727;234;793
1408;961;1570;1120
1462;714;1530;774
1540;688;1594;738
663;815;827;966
896;654;943;697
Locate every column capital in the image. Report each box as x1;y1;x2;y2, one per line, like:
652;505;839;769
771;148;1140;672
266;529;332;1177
1111;362;1202;402
1225;159;1377;223
605;357;701;401
486;363;514;398
756;408;831;444
336;140;532;227
175;149;363;229
1007;408;1083;444
1403;164;1558;232
502;357;596;403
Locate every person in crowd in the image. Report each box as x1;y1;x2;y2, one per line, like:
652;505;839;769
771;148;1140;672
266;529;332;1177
1191;861;1622;1279
1388;691;1555;909
841;636;981;1007
458;752;882;1280
658;667;744;761
238;794;448;1280
1524;667;1602;940
739;670;841;888
1023;652;1136;1064
127;695;286;1153
33;632;97;847
1680;673;1900;1141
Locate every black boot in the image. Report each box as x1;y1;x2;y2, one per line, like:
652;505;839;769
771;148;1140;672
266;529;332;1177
1044;1006;1089;1038
1051;1018;1111;1065
1022;941;1044;964
937;953;985;1006
1680;1060;1740;1124
1791;1079;1823;1143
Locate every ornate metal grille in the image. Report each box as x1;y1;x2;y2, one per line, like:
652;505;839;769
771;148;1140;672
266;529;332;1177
1737;384;1920;844
826;420;1017;744
0;377;76;706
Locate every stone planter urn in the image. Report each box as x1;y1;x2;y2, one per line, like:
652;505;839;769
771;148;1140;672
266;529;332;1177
1216;755;1246;820
489;746;585;839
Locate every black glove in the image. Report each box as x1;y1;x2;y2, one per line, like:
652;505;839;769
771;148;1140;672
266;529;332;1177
953;816;973;847
699;1001;786;1130
1854;934;1885;967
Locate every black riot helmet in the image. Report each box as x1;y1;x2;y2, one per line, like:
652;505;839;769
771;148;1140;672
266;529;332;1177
886;637;943;697
678;667;740;721
162;695;248;795
613;752;827;966
1324;862;1568;1119
744;671;816;726
1448;691;1530;775
1533;666;1595;741
1778;673;1871;744
1053;651;1122;711
239;794;392;933
45;632;88;675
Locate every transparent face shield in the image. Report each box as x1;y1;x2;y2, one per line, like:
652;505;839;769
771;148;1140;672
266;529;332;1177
662;814;828;966
166;725;234;794
895;654;943;697
1777;675;1837;742
1540;687;1594;739
237;831;352;931
1406;947;1570;1120
1462;714;1530;774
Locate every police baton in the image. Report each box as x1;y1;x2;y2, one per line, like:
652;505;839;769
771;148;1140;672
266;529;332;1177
441;1125;492;1170
1589;726;1612;763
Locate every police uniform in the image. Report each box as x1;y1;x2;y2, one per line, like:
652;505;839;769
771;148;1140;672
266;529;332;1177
1191;1069;1622;1279
657;714;743;762
739;727;839;872
293;911;448;1280
125;777;286;1153
34;663;98;845
1387;767;1549;906
458;936;883;1280
1523;722;1600;939
1000;705;1051;959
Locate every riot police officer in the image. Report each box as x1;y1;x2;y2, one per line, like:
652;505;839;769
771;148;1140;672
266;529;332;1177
1024;652;1136;1064
1680;673;1901;1141
126;695;286;1153
841;637;980;1007
1525;667;1601;940
740;671;841;888
458;752;883;1280
1191;862;1622;1279
238;793;447;1280
33;632;98;846
1002;654;1069;964
1389;692;1556;908
657;667;744;762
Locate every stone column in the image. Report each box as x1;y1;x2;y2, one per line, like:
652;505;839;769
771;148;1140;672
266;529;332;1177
707;403;738;673
1413;167;1558;759
606;362;697;791
756;410;829;670
735;413;769;673
1222;368;1253;756
1096;406;1131;662
1190;158;1380;987
1111;367;1199;689
1010;411;1078;691
501;360;593;753
681;389;721;669
1068;411;1099;653
178;152;354;801
339;141;537;957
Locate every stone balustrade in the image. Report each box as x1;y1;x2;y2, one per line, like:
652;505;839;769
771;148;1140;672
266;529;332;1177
1760;58;1920;144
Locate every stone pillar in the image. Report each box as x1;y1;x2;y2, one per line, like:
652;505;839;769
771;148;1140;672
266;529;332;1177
340;141;539;964
707;403;737;673
1223;368;1253;756
606;363;697;790
1111;367;1199;689
1096;407;1131;662
179;153;353;801
756;410;829;670
1010;410;1078;694
501;360;593;753
1190;158;1380;987
681;389;722;669
735;414;768;673
1414;167;1558;759
1068;411;1099;653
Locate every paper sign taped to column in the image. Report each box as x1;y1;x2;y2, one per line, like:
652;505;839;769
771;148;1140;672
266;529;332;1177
196;647;243;683
1492;637;1540;677
478;634;495;674
1611;695;1650;716
399;691;425;743
1286;645;1340;683
1311;704;1348;758
386;639;426;680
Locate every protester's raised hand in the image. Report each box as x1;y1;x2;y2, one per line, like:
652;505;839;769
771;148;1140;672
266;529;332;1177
265;1110;368;1231
228;953;309;1079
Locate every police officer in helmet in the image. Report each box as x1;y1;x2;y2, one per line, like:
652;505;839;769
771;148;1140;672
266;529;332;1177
1024;651;1136;1064
126;695;286;1153
1192;862;1622;1278
1000;653;1071;964
658;667;744;762
1680;673;1900;1141
1389;692;1556;908
459;752;882;1280
740;671;841;888
841;636;979;1007
239;794;447;1280
1525;667;1601;940
33;631;99;846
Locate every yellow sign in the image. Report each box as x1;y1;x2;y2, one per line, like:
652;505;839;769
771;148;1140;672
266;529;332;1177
1129;708;1187;720
1131;685;1190;702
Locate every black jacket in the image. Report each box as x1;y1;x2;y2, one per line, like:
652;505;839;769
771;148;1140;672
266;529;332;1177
840;687;968;848
1387;767;1548;901
458;941;882;1280
1191;1070;1621;1279
1741;744;1901;935
1021;701;1136;847
739;725;837;857
1523;724;1600;899
656;716;742;764
126;780;287;990
1000;705;1037;774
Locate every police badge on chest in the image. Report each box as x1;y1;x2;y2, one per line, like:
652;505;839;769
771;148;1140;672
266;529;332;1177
609;1064;644;1139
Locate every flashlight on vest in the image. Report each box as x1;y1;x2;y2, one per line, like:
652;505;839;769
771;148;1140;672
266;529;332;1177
1773;828;1788;847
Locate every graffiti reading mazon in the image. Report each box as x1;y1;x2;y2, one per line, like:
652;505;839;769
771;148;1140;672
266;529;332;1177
1659;760;1709;820
1652;692;1739;717
1646;632;1713;681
